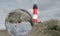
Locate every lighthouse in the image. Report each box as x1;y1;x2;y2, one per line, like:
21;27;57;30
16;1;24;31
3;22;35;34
33;4;38;25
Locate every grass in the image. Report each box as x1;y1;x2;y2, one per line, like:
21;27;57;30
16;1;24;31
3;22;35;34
0;19;60;36
28;19;60;36
0;30;10;36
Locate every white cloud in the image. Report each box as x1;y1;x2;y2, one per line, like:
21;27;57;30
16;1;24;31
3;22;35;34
16;0;23;4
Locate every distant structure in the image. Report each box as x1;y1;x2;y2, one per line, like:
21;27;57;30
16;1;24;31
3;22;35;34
33;4;38;25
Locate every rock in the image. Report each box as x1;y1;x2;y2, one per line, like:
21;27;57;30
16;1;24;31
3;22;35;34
5;9;33;26
5;9;33;36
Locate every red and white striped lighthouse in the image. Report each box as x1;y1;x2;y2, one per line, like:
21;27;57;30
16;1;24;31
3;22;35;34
33;4;38;24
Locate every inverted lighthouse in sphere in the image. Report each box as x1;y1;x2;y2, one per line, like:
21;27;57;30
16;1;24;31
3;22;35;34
33;4;38;24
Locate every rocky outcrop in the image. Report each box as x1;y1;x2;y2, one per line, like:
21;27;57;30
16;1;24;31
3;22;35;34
5;9;33;36
5;9;33;26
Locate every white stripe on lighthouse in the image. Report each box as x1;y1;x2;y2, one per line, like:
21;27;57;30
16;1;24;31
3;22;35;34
33;14;38;19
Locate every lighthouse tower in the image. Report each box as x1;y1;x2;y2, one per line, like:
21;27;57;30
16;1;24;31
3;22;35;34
33;4;38;25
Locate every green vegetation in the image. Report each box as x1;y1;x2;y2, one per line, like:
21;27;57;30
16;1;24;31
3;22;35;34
28;19;60;36
0;19;60;36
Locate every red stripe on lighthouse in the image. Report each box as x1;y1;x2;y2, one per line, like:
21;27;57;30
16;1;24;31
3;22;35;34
33;8;37;14
33;19;38;23
33;4;38;23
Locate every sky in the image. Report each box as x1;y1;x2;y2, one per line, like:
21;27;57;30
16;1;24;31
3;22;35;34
0;0;60;29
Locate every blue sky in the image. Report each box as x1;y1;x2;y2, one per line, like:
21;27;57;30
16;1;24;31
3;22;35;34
0;0;60;29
